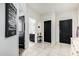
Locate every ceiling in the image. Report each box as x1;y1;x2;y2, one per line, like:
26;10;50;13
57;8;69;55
28;3;79;14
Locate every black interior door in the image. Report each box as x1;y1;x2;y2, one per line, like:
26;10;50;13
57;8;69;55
44;20;51;43
59;19;72;44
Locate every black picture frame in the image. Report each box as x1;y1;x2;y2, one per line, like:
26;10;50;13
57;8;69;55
5;3;17;37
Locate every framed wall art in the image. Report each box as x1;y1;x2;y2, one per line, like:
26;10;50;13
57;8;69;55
5;3;17;37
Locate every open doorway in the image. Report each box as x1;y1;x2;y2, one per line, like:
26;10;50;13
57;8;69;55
18;16;25;55
29;17;36;47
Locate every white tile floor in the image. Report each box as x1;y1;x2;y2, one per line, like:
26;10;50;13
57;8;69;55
22;42;71;56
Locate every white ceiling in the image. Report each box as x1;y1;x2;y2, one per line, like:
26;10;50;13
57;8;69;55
28;3;79;14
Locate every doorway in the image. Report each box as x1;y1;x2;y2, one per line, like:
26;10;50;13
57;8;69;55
59;19;72;44
18;16;25;55
44;20;51;43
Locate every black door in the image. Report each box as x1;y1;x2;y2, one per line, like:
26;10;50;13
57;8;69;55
44;20;51;43
59;19;72;44
19;16;25;49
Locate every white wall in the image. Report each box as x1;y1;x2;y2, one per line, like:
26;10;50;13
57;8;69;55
26;5;79;46
29;17;36;34
28;6;40;43
18;4;29;49
56;10;78;43
40;10;78;44
18;4;41;49
0;3;29;56
77;8;79;25
40;13;56;44
0;3;19;56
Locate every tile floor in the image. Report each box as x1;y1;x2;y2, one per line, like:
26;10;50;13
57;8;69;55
19;48;24;56
22;42;71;56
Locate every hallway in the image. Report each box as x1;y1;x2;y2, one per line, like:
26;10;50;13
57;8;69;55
22;43;71;56
0;3;79;56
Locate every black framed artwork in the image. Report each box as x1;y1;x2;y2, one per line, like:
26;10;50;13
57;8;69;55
5;3;17;37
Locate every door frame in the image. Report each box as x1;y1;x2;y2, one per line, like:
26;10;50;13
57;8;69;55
44;20;51;43
19;16;25;49
59;19;72;44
